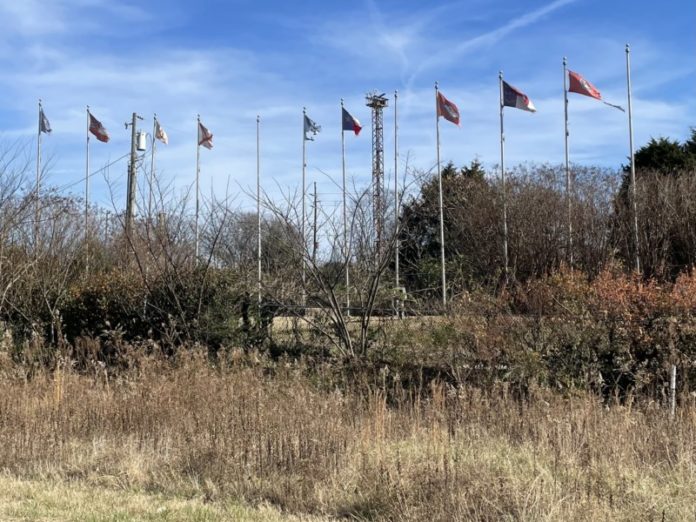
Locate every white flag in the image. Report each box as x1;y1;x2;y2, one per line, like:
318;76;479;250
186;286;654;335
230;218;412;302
155;119;168;144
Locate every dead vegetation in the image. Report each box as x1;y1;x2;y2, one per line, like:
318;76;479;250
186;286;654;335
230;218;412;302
0;348;693;521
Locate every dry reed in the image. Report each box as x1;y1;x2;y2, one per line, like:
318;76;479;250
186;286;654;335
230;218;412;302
0;348;694;521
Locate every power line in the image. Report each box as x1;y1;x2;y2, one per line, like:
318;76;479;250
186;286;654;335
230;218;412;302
53;152;130;193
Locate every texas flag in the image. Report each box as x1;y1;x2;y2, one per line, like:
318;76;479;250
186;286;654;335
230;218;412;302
437;91;460;126
341;107;362;135
502;81;536;112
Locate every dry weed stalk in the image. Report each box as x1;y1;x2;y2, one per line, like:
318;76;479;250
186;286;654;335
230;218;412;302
0;348;693;520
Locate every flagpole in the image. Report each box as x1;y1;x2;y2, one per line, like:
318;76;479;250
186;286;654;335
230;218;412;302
340;99;350;316
195;114;200;264
394;89;401;317
312;181;318;265
301;107;307;307
85;106;91;275
35;99;42;253
626;44;640;273
499;72;509;285
435;82;446;307
257;114;262;306
149;114;157;227
563;57;573;267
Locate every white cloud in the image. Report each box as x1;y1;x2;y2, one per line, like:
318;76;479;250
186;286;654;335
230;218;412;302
409;0;578;85
0;1;67;36
0;0;693;218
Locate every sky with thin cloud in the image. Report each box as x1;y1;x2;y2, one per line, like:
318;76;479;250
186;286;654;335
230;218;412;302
0;0;693;214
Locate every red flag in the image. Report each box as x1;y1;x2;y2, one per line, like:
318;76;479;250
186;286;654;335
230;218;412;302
198;121;213;149
568;70;624;111
568;70;601;100
88;112;110;143
437;91;460;126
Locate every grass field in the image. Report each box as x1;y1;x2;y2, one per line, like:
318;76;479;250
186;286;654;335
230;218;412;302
0;349;694;520
0;475;323;521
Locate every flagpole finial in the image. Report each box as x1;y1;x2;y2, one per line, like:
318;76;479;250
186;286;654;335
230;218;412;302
435;81;439;90
394;89;398;98
303;106;306;115
499;70;503;80
625;43;630;53
563;56;567;66
257;114;260;123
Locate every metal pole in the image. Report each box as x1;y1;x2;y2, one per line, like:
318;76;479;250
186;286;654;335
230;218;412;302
312;181;318;266
85;106;91;275
257;115;262;306
144;115;156;317
394;90;401;317
563;57;573;267
35;99;42;253
626;44;641;273
149;115;157;227
435;82;447;306
341;99;350;316
394;91;399;288
195;114;200;263
499;72;510;284
302;107;307;306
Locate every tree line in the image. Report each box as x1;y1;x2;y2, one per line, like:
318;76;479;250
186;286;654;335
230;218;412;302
400;129;696;297
0;130;693;358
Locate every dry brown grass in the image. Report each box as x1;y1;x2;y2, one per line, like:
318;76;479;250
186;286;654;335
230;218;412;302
0;348;694;521
0;473;324;521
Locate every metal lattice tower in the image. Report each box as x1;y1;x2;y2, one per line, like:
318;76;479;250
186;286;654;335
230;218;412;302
366;91;388;253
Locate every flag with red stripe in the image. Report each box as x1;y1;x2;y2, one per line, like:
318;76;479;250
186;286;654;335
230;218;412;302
341;107;362;135
502;81;536;112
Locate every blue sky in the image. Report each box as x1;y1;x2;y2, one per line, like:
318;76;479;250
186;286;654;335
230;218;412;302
0;0;694;213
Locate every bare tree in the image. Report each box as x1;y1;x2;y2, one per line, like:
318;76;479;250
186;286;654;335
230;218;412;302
260;179;403;358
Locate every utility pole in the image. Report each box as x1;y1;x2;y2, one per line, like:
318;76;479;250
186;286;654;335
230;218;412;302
125;112;143;242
